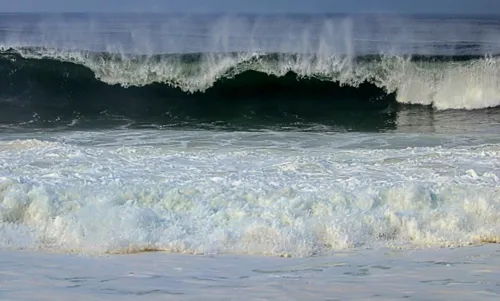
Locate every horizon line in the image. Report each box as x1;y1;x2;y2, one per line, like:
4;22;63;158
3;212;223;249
1;11;500;16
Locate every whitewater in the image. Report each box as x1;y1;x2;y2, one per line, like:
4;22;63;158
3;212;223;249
1;13;500;300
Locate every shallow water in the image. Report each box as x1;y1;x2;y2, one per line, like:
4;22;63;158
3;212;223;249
2;245;500;300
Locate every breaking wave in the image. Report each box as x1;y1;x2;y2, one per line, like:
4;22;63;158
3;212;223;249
1;46;499;111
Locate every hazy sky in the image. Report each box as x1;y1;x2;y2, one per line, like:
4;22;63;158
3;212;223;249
0;0;499;14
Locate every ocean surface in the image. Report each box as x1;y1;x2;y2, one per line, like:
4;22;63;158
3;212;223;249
0;12;500;300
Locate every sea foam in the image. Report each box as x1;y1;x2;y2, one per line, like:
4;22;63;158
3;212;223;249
0;133;499;256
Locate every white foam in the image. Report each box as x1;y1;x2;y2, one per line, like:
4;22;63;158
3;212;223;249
0;132;499;256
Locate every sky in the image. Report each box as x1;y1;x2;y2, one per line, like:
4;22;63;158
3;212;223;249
0;0;499;15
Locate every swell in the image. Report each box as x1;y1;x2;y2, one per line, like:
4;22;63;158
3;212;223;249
0;46;499;130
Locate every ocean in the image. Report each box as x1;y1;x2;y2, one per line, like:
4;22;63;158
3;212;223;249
0;12;500;300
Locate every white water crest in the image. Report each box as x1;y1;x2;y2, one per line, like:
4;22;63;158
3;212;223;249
0;131;499;256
